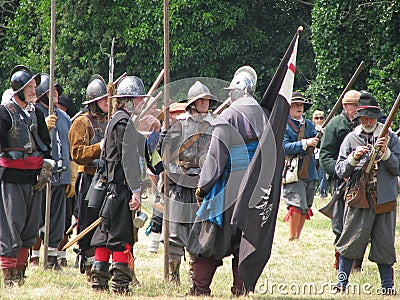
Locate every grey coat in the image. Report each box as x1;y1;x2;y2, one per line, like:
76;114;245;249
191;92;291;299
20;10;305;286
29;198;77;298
335;123;400;205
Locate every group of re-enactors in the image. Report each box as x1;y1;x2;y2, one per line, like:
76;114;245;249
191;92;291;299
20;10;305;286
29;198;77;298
0;63;398;297
282;89;399;295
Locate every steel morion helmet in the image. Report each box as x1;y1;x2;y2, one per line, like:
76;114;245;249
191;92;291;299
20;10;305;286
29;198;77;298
36;73;63;106
185;81;217;111
112;76;147;99
82;75;108;106
10;65;41;101
226;66;257;96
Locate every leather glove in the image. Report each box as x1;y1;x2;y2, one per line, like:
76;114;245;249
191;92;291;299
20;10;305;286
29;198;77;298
65;184;76;198
45;114;57;130
195;188;207;207
33;159;56;191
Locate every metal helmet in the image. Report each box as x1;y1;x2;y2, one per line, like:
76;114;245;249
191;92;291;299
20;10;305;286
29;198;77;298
82;75;108;105
226;66;257;95
185;81;217;110
112;76;147;99
10;65;41;101
36;73;63;105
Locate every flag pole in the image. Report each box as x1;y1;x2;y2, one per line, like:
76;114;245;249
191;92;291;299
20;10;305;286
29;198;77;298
162;0;171;281
43;0;56;269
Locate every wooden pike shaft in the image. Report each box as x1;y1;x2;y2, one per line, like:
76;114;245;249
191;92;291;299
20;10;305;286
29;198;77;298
61;217;102;251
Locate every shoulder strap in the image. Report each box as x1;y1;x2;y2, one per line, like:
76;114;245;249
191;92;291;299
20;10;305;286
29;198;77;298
298;122;306;141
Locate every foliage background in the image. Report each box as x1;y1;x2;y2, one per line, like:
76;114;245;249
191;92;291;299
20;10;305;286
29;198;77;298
0;0;399;124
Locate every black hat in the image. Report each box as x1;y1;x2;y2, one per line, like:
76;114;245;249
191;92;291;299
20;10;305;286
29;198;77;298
58;94;77;118
354;91;385;119
291;92;312;112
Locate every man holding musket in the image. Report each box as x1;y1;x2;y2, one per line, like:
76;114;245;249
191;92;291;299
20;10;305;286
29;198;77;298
0;65;52;287
319;90;363;271
334;92;400;294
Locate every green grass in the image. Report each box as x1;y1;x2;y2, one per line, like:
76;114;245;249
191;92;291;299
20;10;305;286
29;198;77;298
1;194;399;299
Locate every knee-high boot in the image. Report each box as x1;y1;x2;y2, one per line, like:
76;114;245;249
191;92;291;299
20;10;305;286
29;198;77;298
189;257;222;296
110;262;133;295
91;261;110;292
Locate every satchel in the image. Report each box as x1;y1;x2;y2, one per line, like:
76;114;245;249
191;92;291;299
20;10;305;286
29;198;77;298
282;156;299;184
282;121;305;185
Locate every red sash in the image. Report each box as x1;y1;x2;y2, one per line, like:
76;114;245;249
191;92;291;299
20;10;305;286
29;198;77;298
0;156;43;170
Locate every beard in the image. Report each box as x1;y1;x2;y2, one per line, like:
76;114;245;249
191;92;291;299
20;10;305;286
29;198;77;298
361;123;377;133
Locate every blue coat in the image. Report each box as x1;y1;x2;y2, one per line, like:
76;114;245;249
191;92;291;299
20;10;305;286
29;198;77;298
283;117;318;181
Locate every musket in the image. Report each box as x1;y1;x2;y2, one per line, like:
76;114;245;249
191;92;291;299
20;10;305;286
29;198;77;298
297;61;365;179
318;180;346;219
107;38;115;120
365;92;400;173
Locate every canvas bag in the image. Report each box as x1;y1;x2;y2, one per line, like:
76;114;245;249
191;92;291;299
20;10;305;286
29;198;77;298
282;121;305;184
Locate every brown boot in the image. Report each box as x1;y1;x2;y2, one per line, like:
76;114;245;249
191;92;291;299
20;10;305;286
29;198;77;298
91;261;110;292
189;257;221;296
2;268;14;288
169;260;180;285
110;262;133;295
13;265;26;286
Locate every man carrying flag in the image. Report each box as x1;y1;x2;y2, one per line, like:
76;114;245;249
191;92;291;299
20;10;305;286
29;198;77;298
232;27;302;292
187;65;268;296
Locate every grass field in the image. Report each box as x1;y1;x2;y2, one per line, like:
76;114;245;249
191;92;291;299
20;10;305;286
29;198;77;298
0;194;399;299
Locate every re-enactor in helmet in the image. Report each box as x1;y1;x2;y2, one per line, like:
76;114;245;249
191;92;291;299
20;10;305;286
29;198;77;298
0;65;52;287
187;66;267;296
31;73;73;270
68;74;109;281
89;75;146;295
161;80;216;285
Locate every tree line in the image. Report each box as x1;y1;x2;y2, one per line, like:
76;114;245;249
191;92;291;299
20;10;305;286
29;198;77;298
0;0;399;124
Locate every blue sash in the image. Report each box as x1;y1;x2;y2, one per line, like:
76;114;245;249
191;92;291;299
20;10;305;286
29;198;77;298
196;141;258;227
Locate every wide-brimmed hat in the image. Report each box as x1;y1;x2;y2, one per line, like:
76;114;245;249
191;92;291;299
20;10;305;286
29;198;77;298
354;91;385;119
185;81;217;109
58;94;77;118
291;92;312;112
170;102;187;113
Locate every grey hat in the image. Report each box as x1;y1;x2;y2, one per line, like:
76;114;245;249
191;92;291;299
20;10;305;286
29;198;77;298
186;81;217;109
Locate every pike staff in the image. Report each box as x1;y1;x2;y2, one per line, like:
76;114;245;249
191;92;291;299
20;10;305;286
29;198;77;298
163;0;171;280
43;0;57;269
